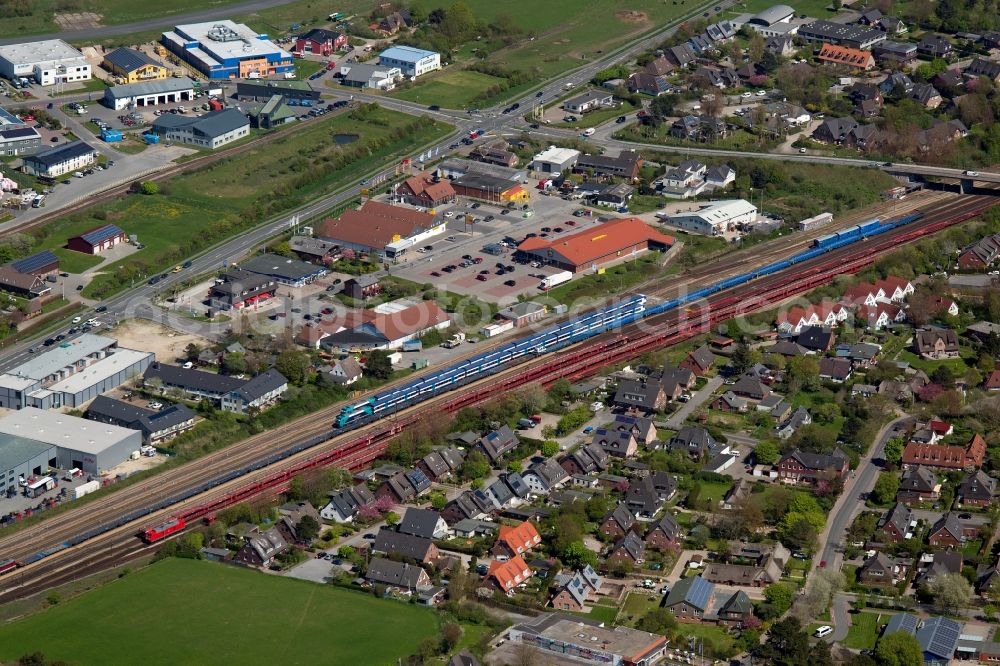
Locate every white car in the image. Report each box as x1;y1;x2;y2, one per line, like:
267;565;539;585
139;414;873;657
756;90;767;96
72;316;82;324
741;91;752;98
444;211;454;218
964;170;979;177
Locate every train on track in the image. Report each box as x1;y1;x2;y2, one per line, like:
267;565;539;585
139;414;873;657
6;211;929;559
334;212;923;429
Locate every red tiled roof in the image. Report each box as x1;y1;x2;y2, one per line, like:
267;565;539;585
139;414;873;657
902;434;986;469
367;301;450;342
985;369;1000;390
400;172;456;202
516;217;673;268
496;521;541;554
488;555;531;591
317;200;437;249
817;43;874;68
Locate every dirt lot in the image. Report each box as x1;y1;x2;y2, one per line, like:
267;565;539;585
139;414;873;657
109;319;210;363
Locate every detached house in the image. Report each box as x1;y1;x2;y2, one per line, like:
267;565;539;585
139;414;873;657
367;557;430;591
320;484;376;522
476;425;519;465
897;466;940;505
611;414;657;445
559;442;609;477
858;552;908;587
487;555;531;595
607;531;646;566
667;427;719;459
592;428;638;458
492;521;541;560
777;448;849;485
550;566;603;612
914;328;960;360
929;513;978;547
879;503;916;543
957;471;997;508
681;345;716;375
646;513;681;551
234;526;288;568
662;575;755;628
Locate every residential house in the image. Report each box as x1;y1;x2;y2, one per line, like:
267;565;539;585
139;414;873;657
919;551;963;586
562;90;614;114
918;34;953;58
325;357;363;385
646;513;681;551
343;275;382;300
914;328;960;359
858;552;908;587
625;476;662;518
320;484;376;522
797;326;836;353
592;428;638;458
879;503;916;543
966;58;1000;83
233;526;288;568
776;448;849;485
487;555;531;595
667;427;719;459
693;66;740;88
452;519;498;539
776;407;811;440
880;72;914;95
398;508;449;540
492;521;541;560
897;466;941;505
723;478;752;510
611;414;657;445
902;434;987;471
440;490;493;525
476;425;519;466
681;345;715;375
416;448;464;482
765;35;796;57
817;43;875;70
915;119;968;151
819;357;853;382
607;531;646;566
702;542;788;588
958;233;1000;269
613;376;667;412
957;471;997;508
377;9;411;35
559;442;610;476
662;575;715;622
909;83;943;109
928;512;978;547
732;376;770;400
373;528;439;564
627;71;672;96
550;566;603;612
600;504;637;539
376;471;417;504
812;117;858;144
669;115;727;142
713;391;748;413
522;458;569;495
367;557;430;592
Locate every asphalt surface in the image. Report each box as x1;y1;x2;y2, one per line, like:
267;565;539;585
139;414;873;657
0;0;302;45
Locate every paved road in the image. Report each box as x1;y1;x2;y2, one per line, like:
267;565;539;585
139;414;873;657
828;593;852;643
0;0;302;45
664;375;724;430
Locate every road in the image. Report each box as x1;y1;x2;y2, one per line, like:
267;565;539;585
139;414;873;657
664;376;724;430
0;0;303;45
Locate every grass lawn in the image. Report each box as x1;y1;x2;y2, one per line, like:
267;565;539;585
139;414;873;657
615;126;779;152
47;78;110;97
50;248;103;274
0;558;438;666
15;107;451;298
723;0;839;20
620;592;659;624
629;194;668;214
963;538;984;557
896;350;970;375
585;604;619;624
842;611;884;650
556;102;637;129
678;622;735;655
295;59;326;79
542;251;662;304
395;70;507;109
694;479;734;508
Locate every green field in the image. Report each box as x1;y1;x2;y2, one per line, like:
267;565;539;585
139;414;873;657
395;70;507;108
15;107;451;298
0;558;438;666
723;0;839;19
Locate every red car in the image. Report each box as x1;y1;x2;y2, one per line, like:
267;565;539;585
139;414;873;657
473;257;483;264
566;220;577;226
820;560;827;568
476;274;488;281
320;308;333;315
430;271;441;277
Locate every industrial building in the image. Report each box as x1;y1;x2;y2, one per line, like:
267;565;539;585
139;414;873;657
248;95;297;129
0;407;143;478
21;141;97;179
237;253;327;287
316;200;446;260
103;77;195;110
337;63;402;90
161;21;294;79
0;39;91;86
0;107;41;156
67;224;127;255
516;217;674;273
102;48;169;83
437;157;527;183
378;46;440;78
508;613;667;666
530;146;581;174
730;4;801;37
664;199;758;235
149;108;250;149
0;334;153;410
235;79;319;102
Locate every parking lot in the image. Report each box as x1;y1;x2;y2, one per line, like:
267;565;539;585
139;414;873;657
390;192;608;303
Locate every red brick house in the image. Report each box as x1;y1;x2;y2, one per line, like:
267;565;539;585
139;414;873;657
901;435;987;471
681;345;715;376
599;504;636;539
645;513;681;551
776;448;849;485
294;28;347;56
397;172;457;208
928;513;979;548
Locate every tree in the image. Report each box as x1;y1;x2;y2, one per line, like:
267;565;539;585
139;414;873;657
183;343;201;362
926;572;973;613
874;631;923;666
366;350;393;380
540;440;559;457
730;343;754;374
561;540;598;569
871;472;900;505
636;607;678;635
296;515;320;542
385;511;400;526
752;617;810;666
459;451;490;481
276;349;311;385
140;181;159;195
764;583;795;615
883;437;904;466
441;623;463;652
754;440;780;465
222;352;248;376
787;356;821;391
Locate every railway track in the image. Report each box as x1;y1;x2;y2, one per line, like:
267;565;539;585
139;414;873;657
0;192;993;602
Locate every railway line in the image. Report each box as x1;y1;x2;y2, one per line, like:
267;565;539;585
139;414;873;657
0;192;993;601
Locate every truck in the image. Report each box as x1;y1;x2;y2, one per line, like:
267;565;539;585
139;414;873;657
402;340;423;352
539;270;572;291
208;98;224;112
72;480;100;500
442;332;466;349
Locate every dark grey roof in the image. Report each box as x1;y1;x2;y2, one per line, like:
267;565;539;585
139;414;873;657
783;447;848;471
10;250;59;275
144;362;244;394
366;556;427;589
916;616;961;660
86;394;153;423
880;503;913;536
603;503;635;532
152;108;249;140
239;253;325;281
373;527;435;560
959;470;997;501
664;575;714;611
613;531;645;560
719;590;753;615
626;476;660;515
668;426;717;455
883;612;920;637
104;47;161;73
649;512;680;541
23;140;95;169
439;447;465;470
488;478;514;505
230;368;287;403
502;471;530;498
900;466;938;493
398;507;442;539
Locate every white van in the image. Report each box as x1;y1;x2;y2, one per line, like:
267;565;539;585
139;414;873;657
582;127;595;137
814;626;833;638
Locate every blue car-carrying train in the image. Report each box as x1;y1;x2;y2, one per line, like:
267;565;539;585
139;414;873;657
335;213;922;428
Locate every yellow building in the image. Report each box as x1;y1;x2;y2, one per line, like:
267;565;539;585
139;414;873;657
102;47;167;83
501;184;531;205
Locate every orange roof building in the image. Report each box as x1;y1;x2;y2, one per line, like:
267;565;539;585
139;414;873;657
817;43;875;70
397;172;456;208
487;555;532;594
316;200;445;257
493;521;542;559
902;434;986;470
516;217;674;273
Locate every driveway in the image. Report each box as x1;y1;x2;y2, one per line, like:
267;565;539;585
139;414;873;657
664;376;723;429
828;593;852;643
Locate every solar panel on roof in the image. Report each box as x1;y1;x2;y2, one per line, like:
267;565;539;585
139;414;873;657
10;250;58;275
79;225;124;246
685;575;714;609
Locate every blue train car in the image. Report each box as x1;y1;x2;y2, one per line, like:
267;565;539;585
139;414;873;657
813;233;837;248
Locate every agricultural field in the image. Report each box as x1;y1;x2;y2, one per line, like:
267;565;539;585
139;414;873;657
0;558;439;666
11;107;451;299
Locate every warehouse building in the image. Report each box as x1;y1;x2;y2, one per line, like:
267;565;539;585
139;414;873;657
0;39;91;86
322;300;451;351
102;48;169;83
316;200;445;260
0;407;142;476
516;217;674;273
378;46;440;78
237;253;327;287
664;199;758;236
0;435;56;497
103;77;195;110
67;224;127;255
21;140;96;179
0;334;152;410
235;79;319;102
161;21;294;79
437;157;527;183
530;146;581;174
150;108;250;149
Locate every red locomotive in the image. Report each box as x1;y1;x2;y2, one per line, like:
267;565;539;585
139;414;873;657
143;517;186;543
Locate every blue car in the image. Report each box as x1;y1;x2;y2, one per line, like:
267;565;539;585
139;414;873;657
583;426;594;434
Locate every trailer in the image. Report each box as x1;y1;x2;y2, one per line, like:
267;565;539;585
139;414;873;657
72;480;100;500
25;476;55;498
402;340;423;352
480;321;513;338
539;270;572;290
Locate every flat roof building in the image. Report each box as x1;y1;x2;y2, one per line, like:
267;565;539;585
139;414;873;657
46;348;154;408
516;217;674;274
530;146;581;174
21;140;97;179
150;108;250;149
0;107;41;155
338;63;402;90
378;46;440;77
798;20;886;49
509;613;667;666
162;21;294;80
663;199;757;236
0;39;91;86
236;79;320;101
0;407;142;475
316;200;446;260
437;157;527;183
0;434;56;496
237;253;327;287
103;77;196;110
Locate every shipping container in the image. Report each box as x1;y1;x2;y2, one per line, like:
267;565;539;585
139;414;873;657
72;480;100;500
101;129;123;143
479;321;514;338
